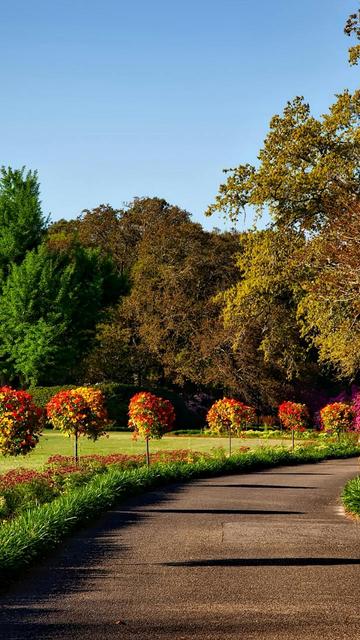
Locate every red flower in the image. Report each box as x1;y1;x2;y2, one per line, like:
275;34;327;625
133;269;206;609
278;401;310;432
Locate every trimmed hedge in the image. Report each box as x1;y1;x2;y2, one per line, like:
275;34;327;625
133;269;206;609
0;441;359;584
30;383;201;430
342;476;360;517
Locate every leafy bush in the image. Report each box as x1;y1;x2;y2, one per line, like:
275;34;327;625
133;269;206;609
46;387;109;440
0;387;43;456
170;429;203;436
128;392;175;439
30;383;199;430
351;391;360;432
29;386;74;412
320;402;355;438
278;401;310;432
207;398;256;436
342;476;360;517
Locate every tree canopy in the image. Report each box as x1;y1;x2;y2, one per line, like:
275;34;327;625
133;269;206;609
206;92;360;232
0;167;47;277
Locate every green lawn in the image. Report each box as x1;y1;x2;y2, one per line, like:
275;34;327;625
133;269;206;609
0;430;291;472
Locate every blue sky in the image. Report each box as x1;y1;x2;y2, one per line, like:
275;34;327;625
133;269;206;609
0;0;358;231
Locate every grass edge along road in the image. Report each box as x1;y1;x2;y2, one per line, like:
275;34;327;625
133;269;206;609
342;475;360;517
0;441;359;587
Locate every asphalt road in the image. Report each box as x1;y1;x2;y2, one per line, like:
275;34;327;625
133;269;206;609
1;457;360;640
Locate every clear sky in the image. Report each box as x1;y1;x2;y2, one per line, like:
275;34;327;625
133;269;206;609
0;0;358;231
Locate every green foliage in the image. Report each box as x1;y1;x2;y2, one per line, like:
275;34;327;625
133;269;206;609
170;429;203;436
212;229;319;410
81;199;240;388
206;92;360;232
1;478;58;519
0;245;124;385
0;167;47;276
342;476;360;516
0;442;358;583
345;7;360;65
29;383;201;430
297;203;360;378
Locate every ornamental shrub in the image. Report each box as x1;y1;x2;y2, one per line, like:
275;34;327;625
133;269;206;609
206;398;256;436
278;401;310;432
320;402;355;438
30;383;199;430
46;387;108;442
351;391;360;432
128;392;175;440
0;387;43;456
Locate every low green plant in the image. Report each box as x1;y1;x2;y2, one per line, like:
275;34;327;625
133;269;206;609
342;476;360;517
1;478;59;519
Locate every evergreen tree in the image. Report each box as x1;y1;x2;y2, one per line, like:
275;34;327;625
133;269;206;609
0;167;47;277
0;244;124;386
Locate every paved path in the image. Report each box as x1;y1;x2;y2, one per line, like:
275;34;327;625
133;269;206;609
1;458;360;639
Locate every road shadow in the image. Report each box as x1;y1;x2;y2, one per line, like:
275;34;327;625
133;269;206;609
131;508;304;515
266;472;332;476
194;484;317;489
164;557;360;567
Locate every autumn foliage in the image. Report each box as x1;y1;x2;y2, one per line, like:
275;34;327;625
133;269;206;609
278;401;310;432
46;386;108;440
0;387;43;456
206;398;256;436
128;391;175;440
320;402;355;437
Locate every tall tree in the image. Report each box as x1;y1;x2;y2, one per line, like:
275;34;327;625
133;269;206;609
345;5;360;65
298;202;360;380
206;92;360;232
82;198;241;388
0;167;47;277
0;244;124;386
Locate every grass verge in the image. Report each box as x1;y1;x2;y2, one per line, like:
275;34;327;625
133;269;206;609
0;442;359;585
342;474;360;518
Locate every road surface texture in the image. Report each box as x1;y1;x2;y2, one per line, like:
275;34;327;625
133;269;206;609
1;457;359;640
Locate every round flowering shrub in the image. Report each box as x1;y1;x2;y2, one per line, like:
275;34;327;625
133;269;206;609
278;401;310;432
320;402;355;438
128;392;175;440
46;387;108;441
206;398;256;436
0;387;43;456
351;391;360;432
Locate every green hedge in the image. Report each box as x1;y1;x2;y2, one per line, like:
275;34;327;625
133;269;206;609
30;383;201;430
0;441;359;585
342;476;360;517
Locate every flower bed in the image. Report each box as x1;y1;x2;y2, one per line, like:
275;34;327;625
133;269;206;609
0;449;219;521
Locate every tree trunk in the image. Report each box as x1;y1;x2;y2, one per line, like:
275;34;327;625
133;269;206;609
74;432;79;465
